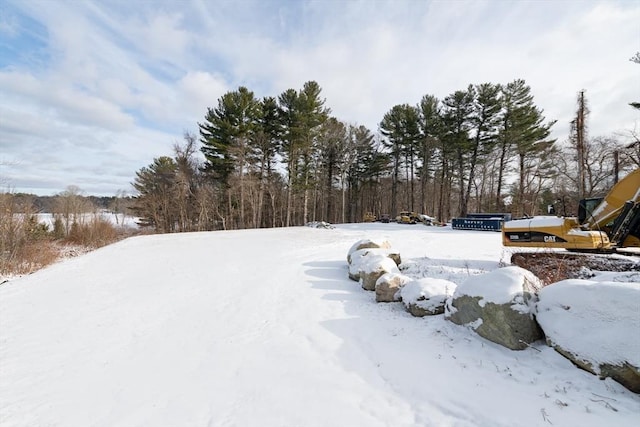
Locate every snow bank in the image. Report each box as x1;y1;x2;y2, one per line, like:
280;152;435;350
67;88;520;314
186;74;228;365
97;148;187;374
537;279;640;369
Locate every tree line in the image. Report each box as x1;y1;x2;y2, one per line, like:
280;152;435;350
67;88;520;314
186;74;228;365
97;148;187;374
131;79;639;233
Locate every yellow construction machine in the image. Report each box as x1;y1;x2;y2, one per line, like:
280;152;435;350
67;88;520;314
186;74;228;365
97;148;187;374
363;212;377;222
396;211;420;224
502;168;640;252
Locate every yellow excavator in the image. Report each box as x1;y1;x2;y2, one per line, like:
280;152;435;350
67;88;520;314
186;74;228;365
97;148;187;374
502;168;640;252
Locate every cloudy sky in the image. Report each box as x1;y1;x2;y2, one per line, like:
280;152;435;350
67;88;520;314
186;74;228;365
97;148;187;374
1;0;639;196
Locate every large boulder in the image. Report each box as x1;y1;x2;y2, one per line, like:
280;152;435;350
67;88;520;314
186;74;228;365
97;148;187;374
347;247;402;281
537;279;640;393
359;255;400;291
346;238;392;264
375;272;412;302
446;266;544;350
401;278;457;316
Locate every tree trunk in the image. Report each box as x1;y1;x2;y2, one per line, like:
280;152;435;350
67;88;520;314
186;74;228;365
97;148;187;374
518;154;526;216
495;141;508;211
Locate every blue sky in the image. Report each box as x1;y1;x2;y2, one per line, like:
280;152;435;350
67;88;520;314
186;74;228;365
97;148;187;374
1;0;639;196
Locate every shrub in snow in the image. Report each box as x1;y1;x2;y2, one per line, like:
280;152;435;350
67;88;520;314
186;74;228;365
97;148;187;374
375;272;412;303
359;255;400;291
445;266;544;351
346;238;392;264
347;247;402;281
537;279;640;393
401;278;457;317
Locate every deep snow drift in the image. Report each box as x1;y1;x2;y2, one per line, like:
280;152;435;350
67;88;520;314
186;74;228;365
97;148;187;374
1;223;638;427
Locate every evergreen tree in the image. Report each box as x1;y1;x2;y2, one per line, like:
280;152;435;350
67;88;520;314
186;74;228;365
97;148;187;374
380;104;421;215
199;87;262;228
316;117;347;222
402;106;421;212
296;81;330;224
252;96;283;227
132;156;178;233
466;83;502;214
417;94;442;215
278;82;329;226
278;88;301;226
442;86;475;217
500;80;556;216
351;128;389;221
340;125;380;222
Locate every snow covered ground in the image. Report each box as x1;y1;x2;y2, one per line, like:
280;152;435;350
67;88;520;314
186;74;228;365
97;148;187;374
0;223;638;427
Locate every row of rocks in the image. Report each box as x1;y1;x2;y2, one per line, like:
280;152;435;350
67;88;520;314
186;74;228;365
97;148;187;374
346;238;640;394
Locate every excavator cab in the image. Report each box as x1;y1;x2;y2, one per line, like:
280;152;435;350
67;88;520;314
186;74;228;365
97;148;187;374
577;197;603;226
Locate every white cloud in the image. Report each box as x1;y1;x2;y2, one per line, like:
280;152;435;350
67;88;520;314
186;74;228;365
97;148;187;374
1;0;638;196
0;71;135;130
178;71;229;121
134;12;190;61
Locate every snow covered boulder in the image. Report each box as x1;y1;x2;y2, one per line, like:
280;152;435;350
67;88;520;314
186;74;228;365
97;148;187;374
359;255;400;291
401;278;457;316
537;279;640;393
346;239;392;264
445;266;544;350
347;247;401;281
375;272;412;302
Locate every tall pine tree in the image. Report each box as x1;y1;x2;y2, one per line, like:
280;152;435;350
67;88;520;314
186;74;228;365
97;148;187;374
500;79;556;216
199;87;261;228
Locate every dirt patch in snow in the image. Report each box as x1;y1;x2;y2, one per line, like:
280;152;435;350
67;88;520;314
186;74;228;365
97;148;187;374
510;252;640;285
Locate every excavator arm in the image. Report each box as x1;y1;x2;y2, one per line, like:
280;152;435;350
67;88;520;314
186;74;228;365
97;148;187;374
608;200;640;247
584;169;640;231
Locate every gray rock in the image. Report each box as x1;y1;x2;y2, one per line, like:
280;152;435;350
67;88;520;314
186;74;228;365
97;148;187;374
447;295;543;350
547;343;640;393
537;279;640;393
445;266;544;350
401;278;457;317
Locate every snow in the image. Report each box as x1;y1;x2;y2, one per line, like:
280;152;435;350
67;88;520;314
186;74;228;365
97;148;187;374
503;216;566;229
454;266;543;306
34;212;140;229
359;254;399;275
537;279;640;370
400;277;455;312
348;247;398;279
0;223;639;426
347;238;392;259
